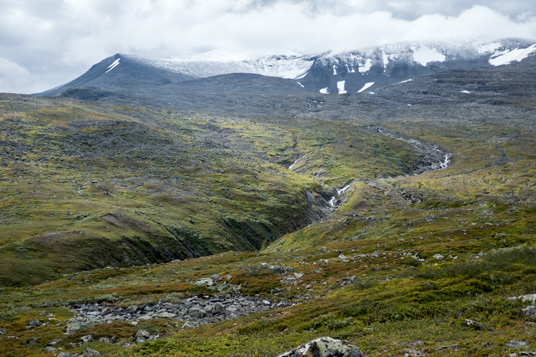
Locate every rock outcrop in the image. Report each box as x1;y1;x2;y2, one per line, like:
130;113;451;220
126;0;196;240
278;337;364;357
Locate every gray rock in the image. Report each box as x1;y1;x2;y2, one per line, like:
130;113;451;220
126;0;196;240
518;294;536;304
206;303;225;315
189;306;206;318
338;254;349;262
505;340;529;349
155;311;176;318
135;329;151;339
182;321;196;329
0;326;6;335
193;278;214;287
126;305;138;313
433;253;445;261
26;319;42;330
44;347;57;353
278;337;364;357
463;319;492;331
48;338;62;346
81;335;94;343
58;353;73;357
22;338;38;345
83;348;101;356
522;306;536;318
66;321;94;335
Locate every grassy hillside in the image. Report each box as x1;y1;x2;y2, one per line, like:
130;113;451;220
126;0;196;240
0;94;417;285
0;79;535;355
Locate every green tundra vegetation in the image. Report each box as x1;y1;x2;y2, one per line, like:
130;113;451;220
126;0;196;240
0;92;535;356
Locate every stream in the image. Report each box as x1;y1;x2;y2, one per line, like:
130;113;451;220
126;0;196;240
325;127;452;210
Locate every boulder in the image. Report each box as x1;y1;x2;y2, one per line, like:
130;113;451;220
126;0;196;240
522;306;536;318
338;254;349;262
66;321;94;335
126;305;138;313
26;319;42;330
193;278;214;288
81;334;93;343
463;319;492;331
206;303;225;315
135;329;151;339
83;349;101;356
505;340;529;349
278;337;364;357
433;254;445;261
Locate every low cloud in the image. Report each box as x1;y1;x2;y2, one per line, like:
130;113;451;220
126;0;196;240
1;0;535;93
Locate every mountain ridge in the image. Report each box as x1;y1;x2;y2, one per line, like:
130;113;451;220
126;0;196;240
38;38;536;100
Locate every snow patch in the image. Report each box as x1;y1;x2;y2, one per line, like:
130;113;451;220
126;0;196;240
105;58;120;73
489;44;536;66
337;81;347;94
133;51;315;79
297;81;304;88
461;90;471;94
382;51;389;69
358;59;372;73
332;65;338;76
357;82;374;93
294;72;308;80
478;42;501;54
413;46;446;66
397;79;413;84
319;87;329;94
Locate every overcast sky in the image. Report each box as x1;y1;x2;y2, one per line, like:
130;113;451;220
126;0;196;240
1;0;536;94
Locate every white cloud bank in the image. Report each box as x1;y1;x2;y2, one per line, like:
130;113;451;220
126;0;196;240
0;0;535;93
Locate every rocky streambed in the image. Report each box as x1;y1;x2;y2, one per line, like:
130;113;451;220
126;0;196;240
65;291;292;346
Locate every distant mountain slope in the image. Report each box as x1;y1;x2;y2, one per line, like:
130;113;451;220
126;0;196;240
39;54;196;96
38;38;536;102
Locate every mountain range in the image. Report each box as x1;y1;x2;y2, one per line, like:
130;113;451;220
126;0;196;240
40;38;536;100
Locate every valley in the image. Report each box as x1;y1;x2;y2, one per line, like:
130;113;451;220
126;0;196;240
0;39;535;356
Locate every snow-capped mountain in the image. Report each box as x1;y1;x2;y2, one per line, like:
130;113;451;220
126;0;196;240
299;38;536;95
134;51;317;79
38;38;536;99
